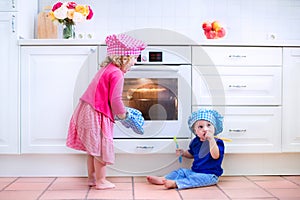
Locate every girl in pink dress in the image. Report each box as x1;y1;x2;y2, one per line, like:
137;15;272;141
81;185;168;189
66;34;146;190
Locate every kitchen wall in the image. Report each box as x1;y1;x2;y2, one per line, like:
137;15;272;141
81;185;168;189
34;0;300;42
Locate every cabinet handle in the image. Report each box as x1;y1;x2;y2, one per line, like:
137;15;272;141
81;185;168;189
229;129;247;133
11;0;16;8
136;145;154;149
228;54;247;59
228;85;247;88
90;48;96;53
11;15;16;33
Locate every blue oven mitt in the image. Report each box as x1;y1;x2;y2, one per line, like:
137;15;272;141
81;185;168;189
116;107;144;135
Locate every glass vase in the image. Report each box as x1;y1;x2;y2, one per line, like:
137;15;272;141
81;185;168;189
63;23;75;39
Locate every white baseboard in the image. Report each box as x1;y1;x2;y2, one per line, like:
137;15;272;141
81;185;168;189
0;153;299;177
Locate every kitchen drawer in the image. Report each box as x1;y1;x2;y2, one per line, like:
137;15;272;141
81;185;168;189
0;0;17;11
192;106;282;153
114;139;191;154
192;46;282;66
192;66;281;106
290;48;300;56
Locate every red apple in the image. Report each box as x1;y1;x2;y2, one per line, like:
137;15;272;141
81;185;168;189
216;27;226;38
205;30;217;39
202;22;212;31
211;21;221;31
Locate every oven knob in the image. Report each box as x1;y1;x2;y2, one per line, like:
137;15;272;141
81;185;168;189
142;56;147;62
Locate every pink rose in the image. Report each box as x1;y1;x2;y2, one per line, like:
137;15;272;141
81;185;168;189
67;2;77;9
52;2;63;12
86;6;93;20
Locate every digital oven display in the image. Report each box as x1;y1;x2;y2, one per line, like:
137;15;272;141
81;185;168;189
149;51;162;62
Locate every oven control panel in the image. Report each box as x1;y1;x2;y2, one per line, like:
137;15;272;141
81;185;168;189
138;51;162;62
136;46;191;65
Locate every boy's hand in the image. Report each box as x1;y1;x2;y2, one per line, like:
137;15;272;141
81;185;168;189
176;149;184;156
205;130;215;141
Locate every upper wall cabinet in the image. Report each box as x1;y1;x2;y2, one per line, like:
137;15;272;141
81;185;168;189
282;48;300;152
0;0;17;11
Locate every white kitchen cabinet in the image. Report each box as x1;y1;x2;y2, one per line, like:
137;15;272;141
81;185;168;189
20;46;97;153
0;0;17;11
0;12;19;153
282;48;300;152
192;46;282;106
192;46;282;66
193;106;281;153
192;46;282;153
192;66;281;106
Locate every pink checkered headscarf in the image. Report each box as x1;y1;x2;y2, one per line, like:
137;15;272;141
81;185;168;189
105;34;147;56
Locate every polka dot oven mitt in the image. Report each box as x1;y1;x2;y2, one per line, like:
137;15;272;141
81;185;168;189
120;107;144;135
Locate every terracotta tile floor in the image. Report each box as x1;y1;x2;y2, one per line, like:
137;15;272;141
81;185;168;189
0;175;299;200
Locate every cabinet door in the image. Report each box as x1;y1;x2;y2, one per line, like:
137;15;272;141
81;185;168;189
0;0;17;11
0;13;19;154
193;106;282;153
21;46;97;153
282;48;300;152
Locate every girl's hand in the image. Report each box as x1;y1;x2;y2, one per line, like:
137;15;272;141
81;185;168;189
116;113;126;120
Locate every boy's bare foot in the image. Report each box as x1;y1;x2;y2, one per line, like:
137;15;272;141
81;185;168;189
147;176;166;185
164;180;177;189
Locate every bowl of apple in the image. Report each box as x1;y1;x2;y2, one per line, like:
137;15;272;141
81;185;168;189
202;21;226;39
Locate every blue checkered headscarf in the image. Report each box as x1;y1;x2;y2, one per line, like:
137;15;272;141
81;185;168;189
188;109;223;135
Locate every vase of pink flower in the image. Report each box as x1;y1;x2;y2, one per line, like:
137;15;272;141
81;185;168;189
49;1;93;39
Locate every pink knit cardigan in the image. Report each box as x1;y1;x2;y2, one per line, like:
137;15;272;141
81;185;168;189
80;63;126;121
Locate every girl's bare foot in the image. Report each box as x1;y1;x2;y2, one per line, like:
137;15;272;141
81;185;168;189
95;180;115;190
147;176;166;185
164;180;177;189
87;178;96;187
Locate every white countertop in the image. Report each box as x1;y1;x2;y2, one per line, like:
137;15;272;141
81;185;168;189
18;39;104;46
18;39;300;47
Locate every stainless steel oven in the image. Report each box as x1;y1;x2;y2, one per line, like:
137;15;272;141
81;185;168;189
114;46;192;140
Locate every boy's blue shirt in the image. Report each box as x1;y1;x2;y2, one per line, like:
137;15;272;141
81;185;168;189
188;136;225;176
